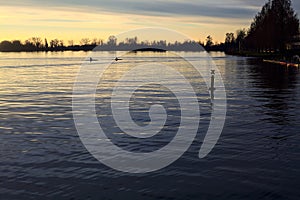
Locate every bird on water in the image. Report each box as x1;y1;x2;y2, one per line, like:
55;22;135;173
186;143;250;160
115;57;123;61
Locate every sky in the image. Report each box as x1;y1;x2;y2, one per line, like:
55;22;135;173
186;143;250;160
1;0;300;44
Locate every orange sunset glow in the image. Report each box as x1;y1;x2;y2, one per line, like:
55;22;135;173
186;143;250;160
0;1;278;43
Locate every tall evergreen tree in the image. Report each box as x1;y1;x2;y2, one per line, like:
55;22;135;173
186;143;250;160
246;0;299;52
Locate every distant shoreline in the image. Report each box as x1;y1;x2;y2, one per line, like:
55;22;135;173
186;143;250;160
0;41;205;53
0;48;206;53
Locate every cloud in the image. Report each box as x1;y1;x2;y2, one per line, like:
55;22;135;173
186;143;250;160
0;0;268;19
1;0;299;42
1;0;299;19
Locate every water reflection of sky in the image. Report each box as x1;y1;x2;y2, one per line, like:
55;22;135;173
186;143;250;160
0;51;299;199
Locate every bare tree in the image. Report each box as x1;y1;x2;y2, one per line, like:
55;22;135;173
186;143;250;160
59;40;64;47
80;38;90;45
30;37;43;48
92;38;102;45
107;35;117;46
68;40;74;46
50;39;59;48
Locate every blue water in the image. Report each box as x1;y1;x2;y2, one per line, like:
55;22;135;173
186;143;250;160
0;51;299;199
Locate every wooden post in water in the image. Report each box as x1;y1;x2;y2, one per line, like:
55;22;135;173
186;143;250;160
209;70;216;102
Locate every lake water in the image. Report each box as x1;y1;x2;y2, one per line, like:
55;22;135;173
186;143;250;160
0;51;299;199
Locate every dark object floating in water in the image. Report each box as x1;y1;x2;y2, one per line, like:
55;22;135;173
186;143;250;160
89;57;98;62
131;48;167;52
115;57;123;61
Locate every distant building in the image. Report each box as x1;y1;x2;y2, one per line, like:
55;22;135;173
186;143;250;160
286;32;300;50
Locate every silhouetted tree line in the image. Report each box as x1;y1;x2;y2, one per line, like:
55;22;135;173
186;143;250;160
0;35;203;52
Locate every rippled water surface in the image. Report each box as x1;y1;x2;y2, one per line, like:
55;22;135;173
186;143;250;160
0;51;299;200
